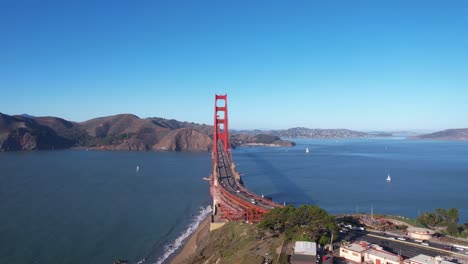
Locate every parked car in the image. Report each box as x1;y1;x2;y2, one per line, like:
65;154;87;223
397;237;407;241
421;242;429;246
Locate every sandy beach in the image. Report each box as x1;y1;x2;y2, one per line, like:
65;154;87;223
169;216;211;264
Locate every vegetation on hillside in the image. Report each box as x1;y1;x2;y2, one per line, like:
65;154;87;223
258;205;338;244
187;222;284;264
417;208;467;237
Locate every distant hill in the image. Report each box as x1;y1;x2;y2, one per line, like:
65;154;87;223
414;128;468;141
231;133;295;147
0;113;74;151
235;127;369;139
0;113;293;152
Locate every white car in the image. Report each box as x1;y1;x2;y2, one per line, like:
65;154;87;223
397;237;407;241
388;237;395;240
414;239;423;243
421;242;429;246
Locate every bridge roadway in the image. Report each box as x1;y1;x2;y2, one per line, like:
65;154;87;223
215;142;279;212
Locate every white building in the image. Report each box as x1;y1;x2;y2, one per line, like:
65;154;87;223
292;241;317;264
340;241;403;264
407;254;457;264
340;242;368;263
365;248;402;264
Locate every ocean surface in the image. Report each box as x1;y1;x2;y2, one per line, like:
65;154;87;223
1;139;467;263
238;139;468;222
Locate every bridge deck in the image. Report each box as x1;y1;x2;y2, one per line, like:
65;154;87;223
215;142;282;213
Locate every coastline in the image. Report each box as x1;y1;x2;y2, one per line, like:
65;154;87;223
166;216;211;264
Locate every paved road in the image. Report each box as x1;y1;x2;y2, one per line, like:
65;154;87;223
340;230;467;262
216;143;276;211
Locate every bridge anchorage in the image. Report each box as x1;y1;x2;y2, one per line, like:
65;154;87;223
209;94;283;230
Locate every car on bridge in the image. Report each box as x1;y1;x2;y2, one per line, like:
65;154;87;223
250;198;257;204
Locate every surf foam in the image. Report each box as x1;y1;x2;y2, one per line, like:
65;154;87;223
152;205;212;264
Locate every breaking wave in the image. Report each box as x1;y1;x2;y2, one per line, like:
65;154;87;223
149;205;212;264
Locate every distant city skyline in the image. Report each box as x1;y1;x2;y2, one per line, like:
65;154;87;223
1;1;467;131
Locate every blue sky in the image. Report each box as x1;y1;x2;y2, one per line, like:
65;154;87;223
1;0;467;130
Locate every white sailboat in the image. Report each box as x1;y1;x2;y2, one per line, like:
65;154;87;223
305;147;309;153
386;173;391;182
136;165;140;172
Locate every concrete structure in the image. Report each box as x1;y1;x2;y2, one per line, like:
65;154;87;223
407;227;435;241
292;241;317;264
340;242;368;263
291;254;316;264
407;254;457;264
294;241;317;256
365;248;402;264
291;241;317;264
341;241;403;264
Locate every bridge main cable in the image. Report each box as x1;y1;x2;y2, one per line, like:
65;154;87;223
210;94;283;224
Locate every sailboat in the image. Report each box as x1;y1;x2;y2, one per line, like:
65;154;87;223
305;147;309;153
136;165;140;172
386;173;391;182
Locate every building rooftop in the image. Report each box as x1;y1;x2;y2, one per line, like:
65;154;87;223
294;241;317;256
366;249;401;262
345;242;368;253
409;254;457;264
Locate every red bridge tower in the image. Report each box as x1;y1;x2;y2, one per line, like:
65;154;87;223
213;94;231;163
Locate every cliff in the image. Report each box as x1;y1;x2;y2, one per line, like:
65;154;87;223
0;113;212;151
0;113;73;151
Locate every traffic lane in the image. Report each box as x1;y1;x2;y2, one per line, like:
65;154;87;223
367;230;455;252
341;231;450;259
217;149;274;210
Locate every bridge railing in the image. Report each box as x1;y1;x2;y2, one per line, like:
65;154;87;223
218;183;268;214
235;183;284;208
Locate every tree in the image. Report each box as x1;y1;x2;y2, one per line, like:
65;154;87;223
446;208;459;224
417;212;443;227
259;205;337;244
447;222;459;236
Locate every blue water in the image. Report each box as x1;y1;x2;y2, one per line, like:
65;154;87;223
0;150;211;264
236;139;468;222
0;139;467;264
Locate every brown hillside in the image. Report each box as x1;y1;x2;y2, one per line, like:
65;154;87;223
153;128;212;151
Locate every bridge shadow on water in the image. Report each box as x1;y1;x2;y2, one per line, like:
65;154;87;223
242;152;316;206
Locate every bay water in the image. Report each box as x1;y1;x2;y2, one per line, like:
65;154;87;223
0;139;467;263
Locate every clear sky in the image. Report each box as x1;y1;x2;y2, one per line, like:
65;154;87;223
1;0;467;131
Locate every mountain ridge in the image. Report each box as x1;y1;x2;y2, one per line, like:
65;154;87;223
413;128;468;141
0;113;293;151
